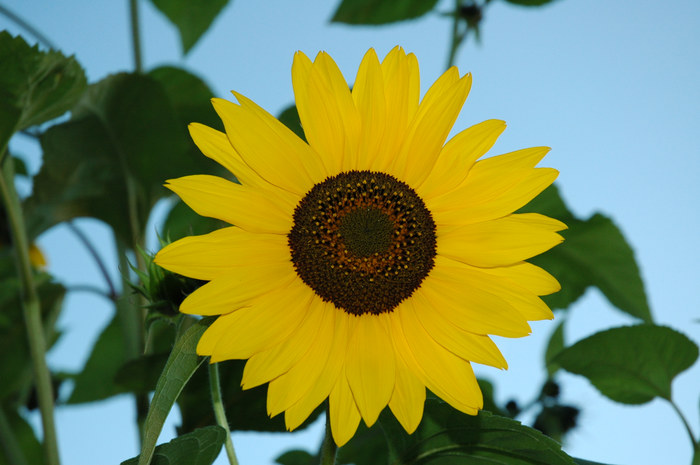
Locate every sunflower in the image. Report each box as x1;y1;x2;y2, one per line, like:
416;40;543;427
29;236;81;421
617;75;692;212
154;47;565;446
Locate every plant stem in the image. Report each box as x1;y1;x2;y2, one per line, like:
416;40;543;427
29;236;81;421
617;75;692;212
129;0;143;73
66;221;118;300
668;398;698;458
208;363;239;465
0;158;60;465
318;411;337;465
446;0;463;70
0;4;58;50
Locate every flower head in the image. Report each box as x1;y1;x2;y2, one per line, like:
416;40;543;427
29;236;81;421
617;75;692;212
155;47;565;446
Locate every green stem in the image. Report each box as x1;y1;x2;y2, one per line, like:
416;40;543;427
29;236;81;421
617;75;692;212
208;363;239;465
0;4;58;50
129;0;143;72
668;398;698;458
318;411;337;465
66;221;118;300
0;158;60;465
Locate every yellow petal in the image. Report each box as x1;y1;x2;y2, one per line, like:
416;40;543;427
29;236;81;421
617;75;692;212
180;261;296;316
416;270;532;338
388;341;425;434
392;303;482;415
154;227;288;280
417;119;506;200
212;95;326;195
284;308;352;431
352;49;387;171
408;292;508;369
378;47;420;172
207;277;314;361
294;51;360;173
329;375;362;447
392;69;472;187
165;175;294;234
266;300;337;417
437;213;566;267
345;313;396;426
431;168;558;226
480;261;561;296
241;297;326;389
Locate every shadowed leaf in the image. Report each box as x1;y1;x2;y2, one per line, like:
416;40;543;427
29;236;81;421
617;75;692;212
122;425;225;465
331;0;439;25
150;0;230;54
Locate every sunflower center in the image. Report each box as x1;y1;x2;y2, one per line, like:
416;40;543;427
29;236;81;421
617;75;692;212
288;170;437;316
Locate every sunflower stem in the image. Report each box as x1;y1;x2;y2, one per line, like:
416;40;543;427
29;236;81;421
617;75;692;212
667;398;698;457
66;221;118;301
446;0;465;69
0;155;60;465
208;362;239;465
318;411;337;465
129;0;143;73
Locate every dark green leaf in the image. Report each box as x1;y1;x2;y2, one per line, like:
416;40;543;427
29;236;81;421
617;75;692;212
177;359;324;434
0;271;64;404
275;450;315;465
380;400;575;465
122;425;225;465
331;0;439;25
502;0;558;6
114;352;170;394
138;319;209;465
150;0;230;54
26;73;195;241
67;315;127;403
555;325;699;404
336;421;389;465
0;407;45;465
277;104;305;141
0;31;86;147
545;319;565;376
524;185;652;322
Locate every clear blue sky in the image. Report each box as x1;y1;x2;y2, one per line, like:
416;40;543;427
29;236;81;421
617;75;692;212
3;0;700;464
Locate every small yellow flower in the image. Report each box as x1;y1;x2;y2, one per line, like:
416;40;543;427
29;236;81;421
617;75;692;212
155;47;565;446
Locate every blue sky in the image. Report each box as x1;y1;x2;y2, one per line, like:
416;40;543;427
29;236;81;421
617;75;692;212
3;0;700;464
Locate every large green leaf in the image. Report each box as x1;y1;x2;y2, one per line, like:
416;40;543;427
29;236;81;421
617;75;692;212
0;407;45;465
524;185;652;322
380;400;575;464
544;319;565;376
555;325;698;404
25;73;195;242
138;319;208;465
331;0;439;25
0;31;86;148
122;425;225;465
150;0;230;54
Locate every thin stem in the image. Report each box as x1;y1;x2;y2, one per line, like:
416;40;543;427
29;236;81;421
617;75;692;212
667;398;698;454
318;411;337;465
0;158;60;465
446;0;463;70
0;4;58;50
65;284;115;302
66;221;118;300
208;363;239;465
129;0;143;72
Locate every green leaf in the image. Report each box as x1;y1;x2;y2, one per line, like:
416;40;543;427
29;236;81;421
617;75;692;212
176;358;324;434
122;425;225;465
26;73;195;242
331;0;439;25
336;421;389;465
161;199;225;241
138;319;209;465
275;450;315;465
524;185;653;322
114;352;170;394
502;0;558;6
0;31;86;148
380;400;575;465
555;325;699;404
0;407;45;465
67;315;127;403
150;0;230;54
544;319;565;376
